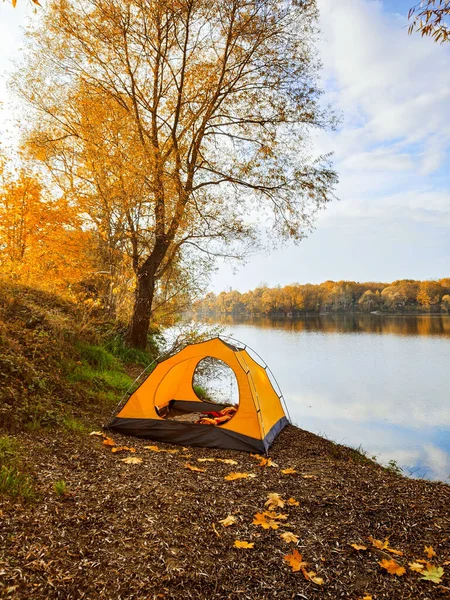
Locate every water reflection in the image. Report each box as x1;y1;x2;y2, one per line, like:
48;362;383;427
202;315;450;482
200;314;450;338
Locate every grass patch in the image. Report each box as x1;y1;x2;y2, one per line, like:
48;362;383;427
78;343;119;371
104;334;153;366
0;466;34;501
0;436;20;466
54;479;68;496
62;416;88;434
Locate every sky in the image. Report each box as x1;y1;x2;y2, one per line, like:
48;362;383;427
0;0;449;292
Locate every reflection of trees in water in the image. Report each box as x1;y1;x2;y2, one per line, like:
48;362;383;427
193;357;239;406
199;315;450;338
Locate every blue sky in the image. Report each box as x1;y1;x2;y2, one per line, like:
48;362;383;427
0;0;449;292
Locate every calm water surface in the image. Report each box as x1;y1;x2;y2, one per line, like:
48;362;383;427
202;315;450;482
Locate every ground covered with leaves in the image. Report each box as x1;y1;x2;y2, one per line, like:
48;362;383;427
1;425;449;600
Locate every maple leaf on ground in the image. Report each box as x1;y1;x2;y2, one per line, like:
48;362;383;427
224;472;256;481
258;457;278;467
305;571;324;585
281;468;297;475
217;458;238;465
219;515;237;527
89;431;106;437
120;456;142;464
379;559;406;576
234;540;254;549
284;549;308;572
102;437;115;447
253;513;280;530
265;493;285;510
368;536;389;550
409;562;425;572
424;545;436;559
350;543;367;551
185;463;206;472
111;446;136;453
280;532;299;544
421;565;444;584
144;445;160;452
287;497;299;506
197;458;215;462
263;510;287;520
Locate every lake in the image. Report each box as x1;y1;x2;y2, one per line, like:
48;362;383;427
199;314;450;482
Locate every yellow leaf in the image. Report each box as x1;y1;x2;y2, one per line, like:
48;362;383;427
212;523;221;538
224;472;256;481
185;463;206;472
280;532;299;544
409;562;425;573
358;596;373;600
306;571;324;585
120;456;142;464
252;512;280;530
219;515;237;527
379;558;406;576
350;543;367;551
197;458;215;462
368;536;389;550
217;458;238;465
90;431;106;437
287;497;299;506
424;545;436;559
234;540;254;549
421;565;444;584
263;510;287;520
284;549;308;572
144;445;160;452
302;474;318;479
258;457;278;467
265;493;285;510
281;468;297;475
387;547;403;556
102;437;115;447
111;446;135;453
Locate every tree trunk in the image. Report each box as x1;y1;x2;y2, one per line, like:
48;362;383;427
126;265;157;350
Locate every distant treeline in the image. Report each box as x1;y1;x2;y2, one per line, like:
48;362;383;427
195;279;450;317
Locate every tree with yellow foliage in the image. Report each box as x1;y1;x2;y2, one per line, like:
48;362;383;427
18;0;337;348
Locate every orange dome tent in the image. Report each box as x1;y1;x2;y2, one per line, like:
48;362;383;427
108;337;289;453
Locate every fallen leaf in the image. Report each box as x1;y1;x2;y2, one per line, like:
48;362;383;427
409;562;425;572
219;515;237;527
217;458;238;465
144;445;160;452
263;510;287;520
224;472;256;481
111;446;136;453
89;431;106;437
102;437;115;447
358;596;373;600
197;458;215;462
280;532;299;543
281;468;297;475
305;571;324;585
379;558;406;576
253;512;279;530
424;545;436;559
284;549;308;572
351;543;368;551
258;457;278;467
369;536;389;550
387;548;403;557
302;474;318;479
212;523;221;538
421;565;444;584
234;540;254;549
185;463;206;472
287;497;299;506
120;456;142;464
265;493;285;510
160;449;179;454
443;560;450;566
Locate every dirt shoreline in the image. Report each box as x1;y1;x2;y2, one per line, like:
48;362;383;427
1;425;449;599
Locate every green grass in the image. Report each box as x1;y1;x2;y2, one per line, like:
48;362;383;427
0;436;19;466
53;479;68;496
62;416;88;434
0;466;35;501
77;343;119;371
104;334;153;366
